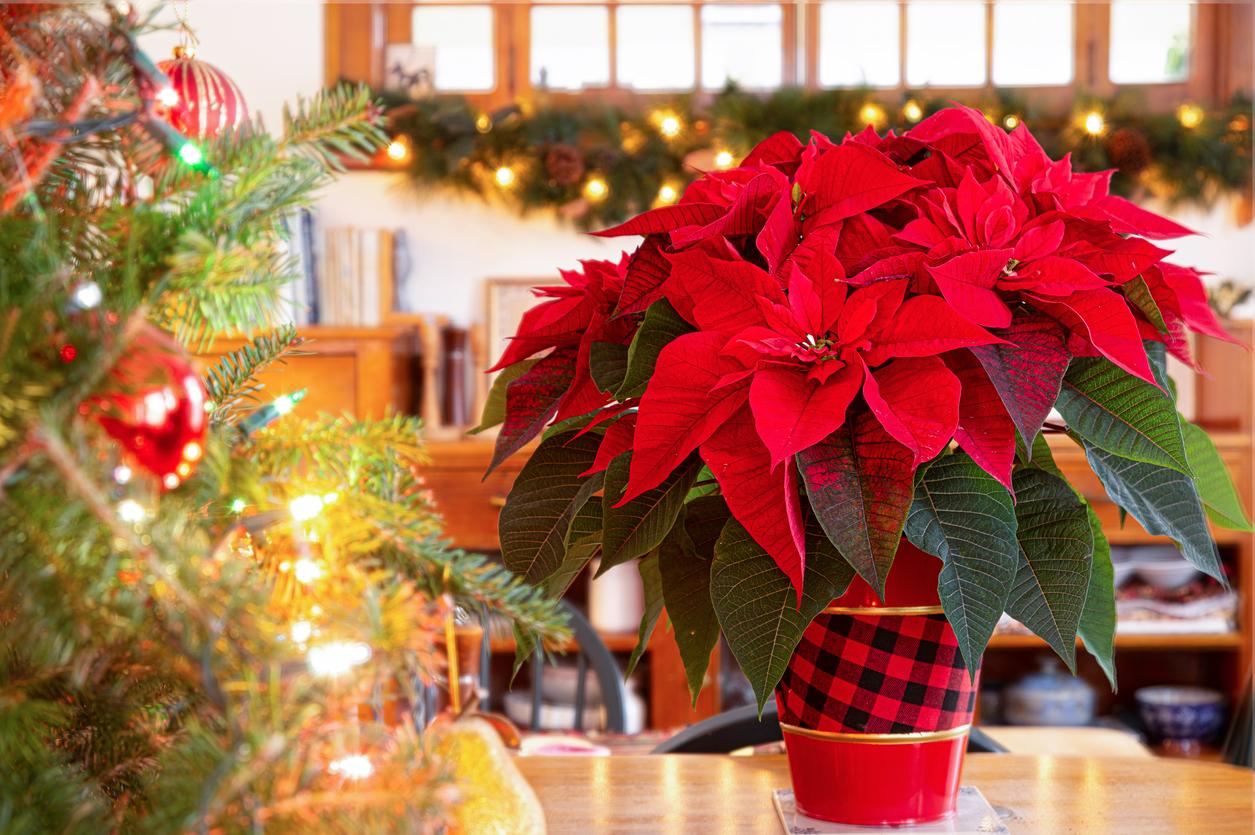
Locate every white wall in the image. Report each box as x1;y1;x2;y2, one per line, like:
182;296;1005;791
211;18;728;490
143;0;1255;329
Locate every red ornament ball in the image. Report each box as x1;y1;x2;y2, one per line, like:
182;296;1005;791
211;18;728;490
91;324;208;491
157;49;248;139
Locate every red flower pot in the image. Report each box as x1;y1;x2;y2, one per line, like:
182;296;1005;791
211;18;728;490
775;540;979;825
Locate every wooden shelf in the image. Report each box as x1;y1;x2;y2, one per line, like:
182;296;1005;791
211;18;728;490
989;631;1243;651
489;630;641;655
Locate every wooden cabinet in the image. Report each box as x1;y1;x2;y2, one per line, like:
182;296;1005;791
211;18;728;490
197;326;418;418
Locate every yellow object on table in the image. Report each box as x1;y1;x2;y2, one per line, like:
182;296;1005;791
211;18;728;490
430;716;546;834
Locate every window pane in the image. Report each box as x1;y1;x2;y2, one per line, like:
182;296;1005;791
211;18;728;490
701;4;782;90
993;1;1073;85
906;1;986;87
411;6;494;91
531;6;610;90
617;5;695;90
819;1;899;87
1109;1;1192;84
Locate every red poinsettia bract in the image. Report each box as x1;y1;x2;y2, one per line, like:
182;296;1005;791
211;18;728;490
489;104;1235;601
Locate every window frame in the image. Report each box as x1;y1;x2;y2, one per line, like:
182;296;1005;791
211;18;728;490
324;0;1235;114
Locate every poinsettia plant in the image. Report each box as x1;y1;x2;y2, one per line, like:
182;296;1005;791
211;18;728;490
479;105;1252;707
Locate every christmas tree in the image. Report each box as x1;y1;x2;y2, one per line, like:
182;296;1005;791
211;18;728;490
0;5;566;831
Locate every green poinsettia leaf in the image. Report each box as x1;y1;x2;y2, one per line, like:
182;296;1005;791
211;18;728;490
499;431;603;584
798;410;915;597
601;453;699;572
1081;439;1223;582
1181;418;1254;532
1006;467;1094;672
627;550;665;677
469;358;538;434
543;502;603;598
1124;276;1169;333
590;341;630;394
617;298;694;399
905;451;1018;676
1078;501;1117;689
1055;357;1191;475
659;498;730;704
711;514;855;713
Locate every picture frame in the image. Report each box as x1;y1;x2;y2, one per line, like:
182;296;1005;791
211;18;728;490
484;276;564;377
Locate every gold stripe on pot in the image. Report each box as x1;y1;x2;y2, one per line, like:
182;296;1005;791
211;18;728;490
822;604;946;616
779;723;971;744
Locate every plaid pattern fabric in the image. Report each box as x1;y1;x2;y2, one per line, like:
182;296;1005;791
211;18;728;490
776;612;979;734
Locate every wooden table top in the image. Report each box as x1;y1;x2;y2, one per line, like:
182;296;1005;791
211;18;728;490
516;753;1254;834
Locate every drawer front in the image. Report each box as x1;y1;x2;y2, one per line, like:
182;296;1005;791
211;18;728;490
425;460;525;551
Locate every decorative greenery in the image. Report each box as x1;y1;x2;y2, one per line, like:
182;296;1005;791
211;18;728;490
380;86;1252;228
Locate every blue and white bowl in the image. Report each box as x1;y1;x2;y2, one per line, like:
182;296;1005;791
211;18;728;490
1135;686;1226;742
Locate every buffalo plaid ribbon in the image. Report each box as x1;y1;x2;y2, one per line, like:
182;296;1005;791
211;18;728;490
776;612;979;735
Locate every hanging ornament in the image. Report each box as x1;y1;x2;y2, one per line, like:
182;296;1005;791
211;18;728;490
156;46;248;139
89;323;208;490
544;143;585;188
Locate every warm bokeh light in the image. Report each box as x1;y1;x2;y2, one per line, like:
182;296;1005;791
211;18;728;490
385;138;409;162
1003;114;1021;130
1177;103;1204;129
714;150;735;170
902;99;924;123
328;754;374;780
1082;109;1106;136
494;166;516;187
307;641;372;677
653;111;682;138
583;177;609;202
289;493;325;522
858;102;887;128
475;113;493;133
657;183;679;204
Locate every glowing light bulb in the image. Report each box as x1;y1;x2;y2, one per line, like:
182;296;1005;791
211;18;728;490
475;113;493;133
272;394;295;416
182;441;203;462
72;281;102;310
289;493;325;522
290;620;313;643
328;754;374;780
385;138;409;162
118;499;146;524
583;177;609;202
230;498;246;513
321;491;340;505
902;99;924;123
713;150;735;170
177;142;204;167
163;473;181;490
1082;110;1106;137
657;114;682;138
156;85;179;107
657;184;679;205
113;465;133;484
494;166;516;188
858;102;887;128
307;641;372;677
1177;103;1204;129
293;558;323;584
1003;114;1021;130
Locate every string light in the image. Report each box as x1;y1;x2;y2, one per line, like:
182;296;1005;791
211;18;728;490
182;441;203;462
475;113;493;133
1081;109;1106;137
118;499;146;524
494;166;516;188
177;141;205;167
858;102;887;128
155;85;180;107
713;150;735;170
652;111;682;139
163;473;181;490
289;493;325;522
307;641;372;677
1177;103;1204;129
71;281;102;310
328;754;374;780
230;497;246;513
293;558;323;584
583;177;609;202
902;99;924;123
1003;114;1021;130
656;183;679;205
272;394;297;416
290;620;313;643
113;465;133;484
385;137;410;162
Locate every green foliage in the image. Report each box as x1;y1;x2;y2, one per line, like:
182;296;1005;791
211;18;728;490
617;299;693;399
600;453;699;572
626;551;664;677
381;86;1252;228
204;324;304;424
905;451;1019;676
1078;503;1118;689
1181;418;1254;532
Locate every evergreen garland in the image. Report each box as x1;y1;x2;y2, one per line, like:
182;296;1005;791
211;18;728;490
380;86;1253;229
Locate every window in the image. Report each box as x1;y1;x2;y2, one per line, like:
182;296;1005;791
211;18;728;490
701;4;783;90
617;5;696;90
530;6;610;91
906;1;987;87
992;1;1073;85
818;1;900;88
1109;1;1192;84
410;5;495;92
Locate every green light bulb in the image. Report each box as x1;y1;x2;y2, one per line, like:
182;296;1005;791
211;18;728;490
178;142;204;167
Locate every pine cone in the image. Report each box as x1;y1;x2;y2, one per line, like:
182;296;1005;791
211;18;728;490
544;143;585;187
1105;127;1152;175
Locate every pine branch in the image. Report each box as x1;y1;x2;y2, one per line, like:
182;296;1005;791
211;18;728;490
281;83;388;171
204;325;305;425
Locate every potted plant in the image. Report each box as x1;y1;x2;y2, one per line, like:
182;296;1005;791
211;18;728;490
481;105;1251;825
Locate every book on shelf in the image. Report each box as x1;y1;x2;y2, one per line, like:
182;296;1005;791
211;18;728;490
278;208;319;325
317;226;399;326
